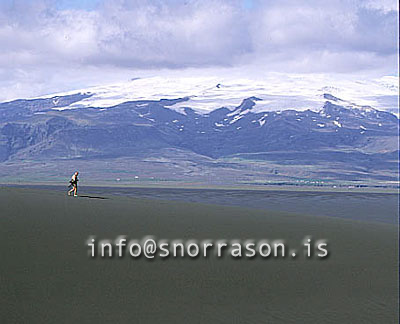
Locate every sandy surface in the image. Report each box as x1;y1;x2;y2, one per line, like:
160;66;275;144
1;187;398;323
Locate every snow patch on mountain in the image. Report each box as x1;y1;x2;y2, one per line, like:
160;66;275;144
333;120;342;128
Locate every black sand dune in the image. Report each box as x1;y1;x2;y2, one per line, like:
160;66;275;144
1;187;398;323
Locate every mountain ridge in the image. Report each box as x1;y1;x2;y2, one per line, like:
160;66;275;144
0;92;398;184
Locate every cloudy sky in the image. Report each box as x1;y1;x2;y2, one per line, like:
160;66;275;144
0;0;398;101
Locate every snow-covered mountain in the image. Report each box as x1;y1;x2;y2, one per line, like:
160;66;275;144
0;79;398;185
35;75;399;116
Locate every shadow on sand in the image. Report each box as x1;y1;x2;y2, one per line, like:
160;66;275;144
78;195;109;200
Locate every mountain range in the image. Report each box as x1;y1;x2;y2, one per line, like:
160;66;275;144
0;87;398;186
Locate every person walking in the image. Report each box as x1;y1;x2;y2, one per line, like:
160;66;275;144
68;171;79;197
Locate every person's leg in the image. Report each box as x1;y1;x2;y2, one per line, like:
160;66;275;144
74;185;77;196
68;187;74;195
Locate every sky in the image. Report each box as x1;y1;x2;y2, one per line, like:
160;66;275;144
0;0;398;102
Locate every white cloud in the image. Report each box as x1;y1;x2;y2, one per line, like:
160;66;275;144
0;0;397;101
363;0;398;13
